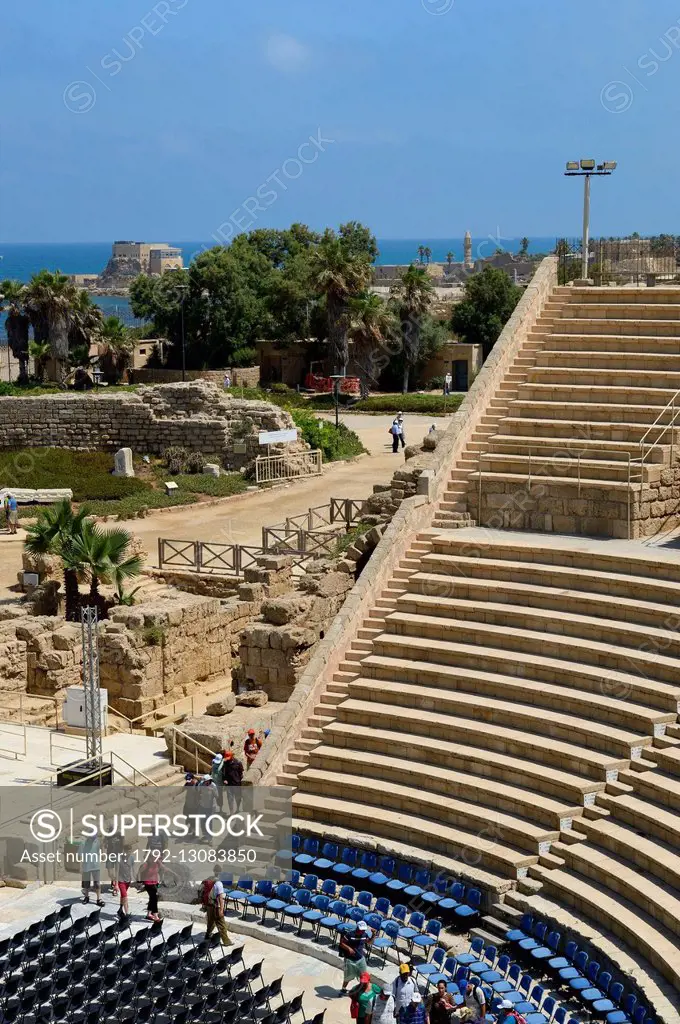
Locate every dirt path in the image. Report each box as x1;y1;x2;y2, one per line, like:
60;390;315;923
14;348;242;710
0;413;448;589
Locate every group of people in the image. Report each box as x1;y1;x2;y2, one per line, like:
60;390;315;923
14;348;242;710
79;832;166;924
345;955;504;1024
1;492;18;533
183;727;267;818
389;413;406;453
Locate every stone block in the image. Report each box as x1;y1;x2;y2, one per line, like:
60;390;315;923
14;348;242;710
235;689;268;707
205;694;236;716
113;447;134;477
204;463;221;477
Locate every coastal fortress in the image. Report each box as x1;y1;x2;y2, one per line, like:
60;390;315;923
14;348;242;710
70;240;184;294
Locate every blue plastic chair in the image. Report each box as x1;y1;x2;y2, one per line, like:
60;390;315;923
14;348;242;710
245;879;273;917
570;958;599;994
357;890;373;913
338;884;356;904
439;881;465;912
314;842;339;872
532;929;561;964
369;856;395;887
412;918;441;955
320;878;337;899
404;868;431;899
559;949;588;983
302;873;319;893
632;1009;647;1024
386;863;413;893
455;887;482;921
374;896;391;920
352;850;378;882
295;837;319;866
227;878;253;913
282;888;311;932
334;847;358;877
605;989;633;1024
583;970;612;1008
318;898;346;941
548;939;577;973
302;893;330;936
507;911;533;943
415;945;445;981
430;955;458;987
519;920;548;952
391;903;408;927
469;944;496;976
526;994;556;1024
553;1010;568;1024
276;832;300;863
372;919;399;964
480;952;509;985
512;974;538;1015
397;910;425;943
263;882;294;924
421;875;449;906
455;936;485;968
492;961;521;995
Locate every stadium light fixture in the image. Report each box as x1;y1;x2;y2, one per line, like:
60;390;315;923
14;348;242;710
564;159;618;278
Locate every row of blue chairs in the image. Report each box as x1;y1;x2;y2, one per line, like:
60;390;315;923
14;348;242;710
508;915;655;1024
412;937;578;1024
222;879;442;963
281;837;482;922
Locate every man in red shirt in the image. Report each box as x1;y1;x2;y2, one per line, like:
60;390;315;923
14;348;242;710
243;728;262;767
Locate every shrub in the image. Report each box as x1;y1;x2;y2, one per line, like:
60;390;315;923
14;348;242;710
291;410;366;462
173;473;249;498
270;382;291;394
163;445;189;474
426;375;446;390
0;448;148;501
185;451;206;474
355;393;464;414
142;624;166;647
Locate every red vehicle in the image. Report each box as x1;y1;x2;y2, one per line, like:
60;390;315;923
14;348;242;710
304;362;361;395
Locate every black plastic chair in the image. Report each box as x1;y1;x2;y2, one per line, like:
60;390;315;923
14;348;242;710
288;993;306;1020
268;976;284;1004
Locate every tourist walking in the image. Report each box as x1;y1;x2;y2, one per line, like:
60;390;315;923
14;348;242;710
221;748;244;814
392;963;416;1023
397;413;406;447
390;418;401;453
401;992;426;1024
243;728;262;767
80;835;104;907
426;981;455;1024
339;920;371;993
372;986;395;1024
211;752;225;811
6;493;18;534
105;831;124;896
204;868;232;946
223;372;231;389
461;980;487;1022
117;842;135;921
444;372;452;396
139;854;161;922
349;973;381;1024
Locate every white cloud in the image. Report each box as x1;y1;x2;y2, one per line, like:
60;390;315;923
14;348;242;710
264;33;310;73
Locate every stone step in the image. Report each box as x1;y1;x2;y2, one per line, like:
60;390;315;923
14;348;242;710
348;674;649;761
334;697;628;781
292;792;538;879
479;434;668;462
517;381;680;406
597;791;680;852
296;766;558;855
556;285;680;303
497;414;677;443
513;398;679;424
545;318;680;337
364;641;672;737
407;571;680;653
550;300;680;318
306;744;580;831
277;772;299;787
475;452;653;483
469;469;636;499
536;350;680;371
394;590;680;680
321;720;602;805
379;606;680;690
618;768;680;812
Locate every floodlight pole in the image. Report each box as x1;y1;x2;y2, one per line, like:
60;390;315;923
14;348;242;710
582;174;591;281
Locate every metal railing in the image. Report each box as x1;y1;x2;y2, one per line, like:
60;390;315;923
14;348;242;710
0;695;27;761
168;725;219;775
638;388;680;468
255;449;322;484
157;539;261;576
474;442;645;539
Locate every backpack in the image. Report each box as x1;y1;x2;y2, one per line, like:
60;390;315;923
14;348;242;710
504;1013;528;1024
201;878;215;907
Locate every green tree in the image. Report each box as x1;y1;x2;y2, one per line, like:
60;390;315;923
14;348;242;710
390;264;434;392
337;221;378;262
28;340;51;382
70;519;144;602
0;280;31;383
25;270;81;381
23;500;92;621
309;229;372;373
519;237;530;256
417;245;425;264
68;289;103;358
99;316;133;382
450;266;522;360
423;246;432;264
446;251;454;267
347;292;396;398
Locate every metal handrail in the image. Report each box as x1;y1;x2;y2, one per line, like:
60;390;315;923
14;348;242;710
169;725;219;775
637;388;680;467
0;695;27;761
109;751;158;788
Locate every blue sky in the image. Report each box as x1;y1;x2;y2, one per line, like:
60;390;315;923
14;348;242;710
2;0;680;241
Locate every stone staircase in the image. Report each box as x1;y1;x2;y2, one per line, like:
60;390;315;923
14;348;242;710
460;286;680;538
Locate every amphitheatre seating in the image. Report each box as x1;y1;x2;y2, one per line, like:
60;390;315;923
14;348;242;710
0;903;311;1024
461;286;680;538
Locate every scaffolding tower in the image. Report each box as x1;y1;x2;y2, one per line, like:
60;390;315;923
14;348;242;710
80;606;103;763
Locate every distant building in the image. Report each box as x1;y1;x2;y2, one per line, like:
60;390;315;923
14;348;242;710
68;274;99;288
110;241;183;276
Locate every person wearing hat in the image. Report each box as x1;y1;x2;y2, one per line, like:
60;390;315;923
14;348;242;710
461;980;486;1022
496;1000;521;1024
402;990;426;1024
211;752;225;811
244;728;262;767
371;985;395;1024
396;413;406;448
349;972;381;1024
220;747;244;814
391;963;416;1022
389;417;401;454
339;919;372;993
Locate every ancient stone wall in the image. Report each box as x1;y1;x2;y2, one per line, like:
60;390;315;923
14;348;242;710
130;366;260;387
0;381;302;470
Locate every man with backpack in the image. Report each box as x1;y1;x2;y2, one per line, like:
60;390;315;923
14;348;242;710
461;980;487;1021
496;1001;527;1024
220;749;244;814
203;867;232;946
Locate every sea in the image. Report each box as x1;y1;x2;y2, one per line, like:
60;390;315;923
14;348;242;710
0;237;557;340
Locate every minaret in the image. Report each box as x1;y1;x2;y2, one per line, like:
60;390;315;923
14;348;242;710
464;230;473;270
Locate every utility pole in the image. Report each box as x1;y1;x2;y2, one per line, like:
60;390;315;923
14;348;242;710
565;160;617;280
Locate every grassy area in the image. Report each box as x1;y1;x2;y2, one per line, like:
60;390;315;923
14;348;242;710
0;382;139;397
2;448;249;520
226;384;463;416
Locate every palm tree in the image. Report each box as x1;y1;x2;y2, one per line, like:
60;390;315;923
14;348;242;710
25;270;79;381
0;280;31;383
70;520;144;602
28;340;51;382
423;246;432;264
68;289;103;357
347;292;396;398
309;231;372;373
23;500;92;621
99;316;132;383
417;246;425;264
446;251;454;267
391;264;434;393
519;237;530;256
